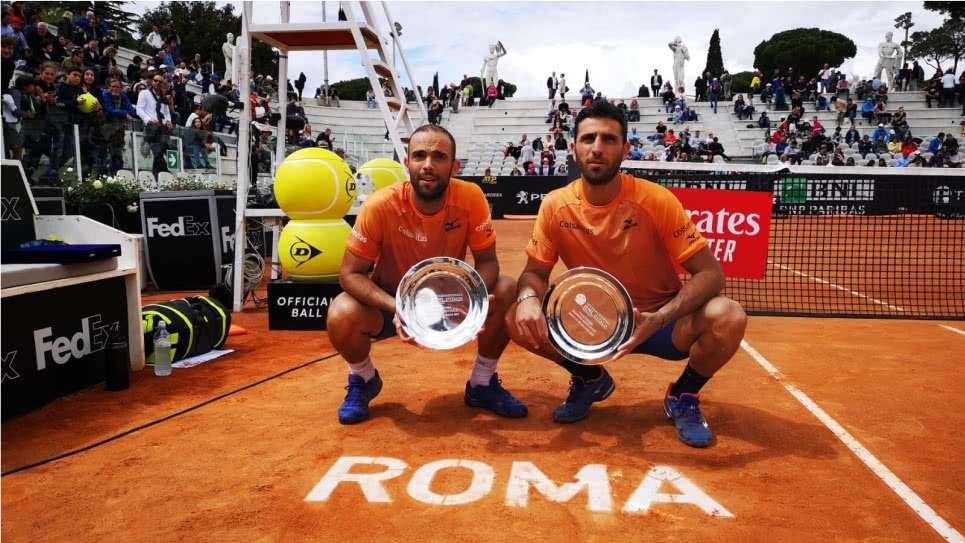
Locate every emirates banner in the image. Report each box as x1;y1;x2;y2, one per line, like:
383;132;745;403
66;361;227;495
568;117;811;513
668;188;773;280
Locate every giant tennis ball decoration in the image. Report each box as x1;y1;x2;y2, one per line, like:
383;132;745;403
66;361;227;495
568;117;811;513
273;147;356;220
358;158;407;192
278;219;351;282
77;93;99;113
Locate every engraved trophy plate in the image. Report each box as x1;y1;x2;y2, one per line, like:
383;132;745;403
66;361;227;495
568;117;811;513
396;257;489;350
543;267;634;364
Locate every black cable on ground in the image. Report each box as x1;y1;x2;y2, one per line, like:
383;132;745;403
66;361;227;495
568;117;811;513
2;350;344;477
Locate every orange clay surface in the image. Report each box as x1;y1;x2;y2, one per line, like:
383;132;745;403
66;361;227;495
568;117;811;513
2;219;963;542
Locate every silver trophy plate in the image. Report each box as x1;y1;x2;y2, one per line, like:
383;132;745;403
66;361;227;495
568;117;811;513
395;257;489;350
543;267;634;364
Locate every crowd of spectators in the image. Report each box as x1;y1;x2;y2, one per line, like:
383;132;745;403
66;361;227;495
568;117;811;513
1;1;288;182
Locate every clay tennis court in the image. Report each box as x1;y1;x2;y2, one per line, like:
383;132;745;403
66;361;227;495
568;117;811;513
3;219;963;542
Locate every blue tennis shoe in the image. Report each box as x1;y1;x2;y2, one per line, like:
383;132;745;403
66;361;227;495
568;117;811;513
664;385;714;448
552;370;615;423
338;370;383;425
464;373;528;418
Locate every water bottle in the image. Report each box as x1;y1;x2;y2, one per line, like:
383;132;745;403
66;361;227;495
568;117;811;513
153;320;172;377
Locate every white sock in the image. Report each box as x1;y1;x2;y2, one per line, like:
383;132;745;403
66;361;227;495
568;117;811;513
347;357;376;382
469;355;498;387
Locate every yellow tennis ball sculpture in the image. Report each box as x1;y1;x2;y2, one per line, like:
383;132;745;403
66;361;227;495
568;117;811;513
358;158;407;192
278;219;351;283
77;93;99;113
273;147;356;220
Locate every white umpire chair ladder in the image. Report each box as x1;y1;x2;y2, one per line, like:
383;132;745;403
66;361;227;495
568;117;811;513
232;1;427;311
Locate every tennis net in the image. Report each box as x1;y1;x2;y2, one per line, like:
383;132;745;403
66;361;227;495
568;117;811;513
626;168;965;319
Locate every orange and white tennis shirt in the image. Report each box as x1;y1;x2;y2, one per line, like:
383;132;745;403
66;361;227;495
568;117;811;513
526;173;706;312
346;179;496;292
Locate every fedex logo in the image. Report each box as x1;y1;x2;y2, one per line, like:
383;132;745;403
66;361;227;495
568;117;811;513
146;216;211;238
33;314;118;369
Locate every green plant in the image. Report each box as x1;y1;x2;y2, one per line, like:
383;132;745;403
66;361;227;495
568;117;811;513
64;174;141;212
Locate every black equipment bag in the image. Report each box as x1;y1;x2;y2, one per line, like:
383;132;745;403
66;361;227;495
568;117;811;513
142;296;231;364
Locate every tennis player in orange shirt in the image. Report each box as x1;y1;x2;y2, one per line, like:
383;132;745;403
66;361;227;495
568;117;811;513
506;101;747;447
327;125;527;425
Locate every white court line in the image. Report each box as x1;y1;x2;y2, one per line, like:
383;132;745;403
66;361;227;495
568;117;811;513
769;261;905;312
939;324;965;337
740;339;964;543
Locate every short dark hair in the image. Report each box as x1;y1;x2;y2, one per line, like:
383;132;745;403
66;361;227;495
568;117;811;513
574;100;627;142
409;124;457;159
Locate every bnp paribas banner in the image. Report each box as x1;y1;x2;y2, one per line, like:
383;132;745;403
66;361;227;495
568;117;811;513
622;168;965;218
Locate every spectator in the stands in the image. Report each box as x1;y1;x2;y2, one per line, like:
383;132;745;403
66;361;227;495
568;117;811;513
553;132;567;152
925;81;941;108
627;143;642;160
835;76;849;100
871;123;890;149
927;132;945;155
758;110;770;129
429;97;444;124
942;69;956;107
708;136;730;161
861;96;875;124
628;127;640;144
855;134;872;157
628;98;639;122
845;126;860;147
136;72;174;176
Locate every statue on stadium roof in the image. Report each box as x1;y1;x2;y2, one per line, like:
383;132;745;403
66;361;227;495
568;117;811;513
873;31;902;88
668;36;689;92
481;41;507;89
223;33;236;84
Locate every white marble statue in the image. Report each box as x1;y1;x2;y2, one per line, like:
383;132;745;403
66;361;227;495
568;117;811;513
222;33;236;84
873;31;903;88
480;42;507;89
668;36;690;92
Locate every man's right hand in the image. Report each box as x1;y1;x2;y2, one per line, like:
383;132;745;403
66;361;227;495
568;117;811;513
392;312;420;347
514;296;548;351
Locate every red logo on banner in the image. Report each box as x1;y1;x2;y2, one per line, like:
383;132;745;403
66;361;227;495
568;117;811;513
669;188;772;280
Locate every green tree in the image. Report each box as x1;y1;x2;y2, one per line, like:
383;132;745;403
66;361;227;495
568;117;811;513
909;27;953;71
912;3;965;73
752;28;856;77
923;1;965;21
38;1;139;48
703;29;725;78
330;77;373;101
729;71;755;94
138;2;274;80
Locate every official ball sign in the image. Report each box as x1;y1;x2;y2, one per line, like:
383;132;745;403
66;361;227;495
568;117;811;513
668;188;772;280
268;281;344;330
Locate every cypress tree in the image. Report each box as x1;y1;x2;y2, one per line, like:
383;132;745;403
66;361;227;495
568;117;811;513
703;29;725;78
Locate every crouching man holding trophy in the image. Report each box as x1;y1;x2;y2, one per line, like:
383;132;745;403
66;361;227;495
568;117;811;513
506;101;747;448
327;124;527;425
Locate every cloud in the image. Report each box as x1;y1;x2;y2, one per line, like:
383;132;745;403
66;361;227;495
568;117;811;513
168;2;949;97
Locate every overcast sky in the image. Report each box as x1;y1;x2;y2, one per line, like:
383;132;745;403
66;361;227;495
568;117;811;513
135;1;948;97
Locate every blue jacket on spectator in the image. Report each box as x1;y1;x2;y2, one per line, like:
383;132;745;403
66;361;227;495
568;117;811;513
928;137;942;154
100;89;136;121
871;126;890;146
74;16;109;38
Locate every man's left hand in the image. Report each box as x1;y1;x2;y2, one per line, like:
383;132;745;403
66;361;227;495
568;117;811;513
608;308;668;362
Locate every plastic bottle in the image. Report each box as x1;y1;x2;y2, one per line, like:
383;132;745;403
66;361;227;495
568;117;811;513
153;321;172;377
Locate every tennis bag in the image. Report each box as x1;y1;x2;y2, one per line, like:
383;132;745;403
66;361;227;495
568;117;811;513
142;296;231;364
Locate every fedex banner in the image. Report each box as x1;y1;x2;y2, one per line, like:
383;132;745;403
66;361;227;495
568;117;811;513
668;188;772;280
